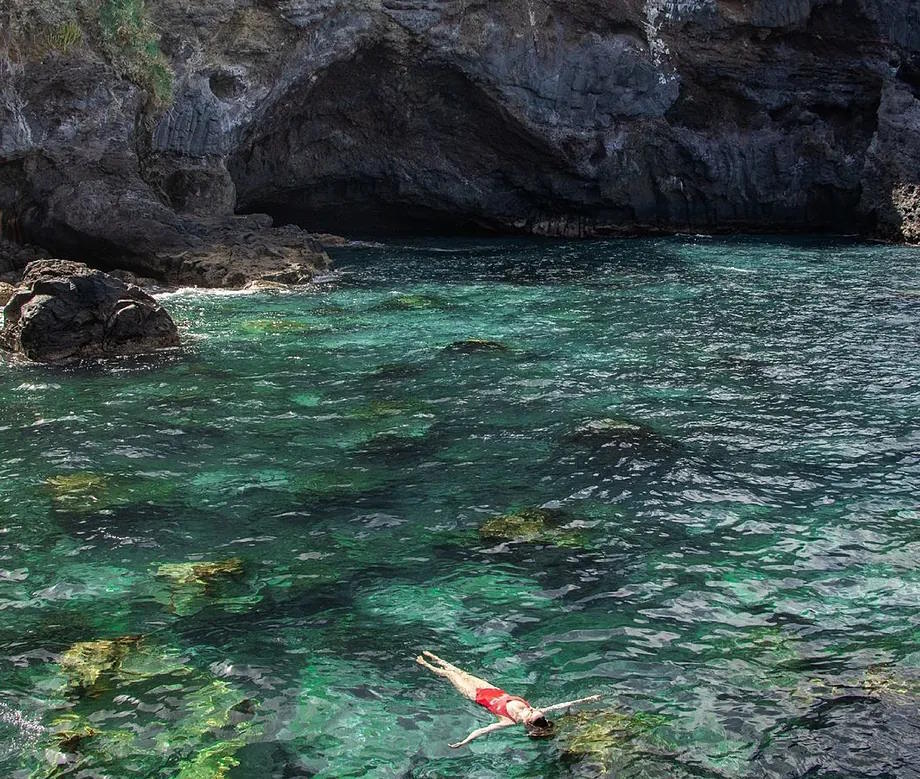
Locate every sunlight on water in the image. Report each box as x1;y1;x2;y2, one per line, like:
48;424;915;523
0;236;918;778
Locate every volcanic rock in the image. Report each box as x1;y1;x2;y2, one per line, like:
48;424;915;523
1;0;919;250
0;260;180;362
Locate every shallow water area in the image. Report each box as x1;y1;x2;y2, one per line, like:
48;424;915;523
1;236;919;777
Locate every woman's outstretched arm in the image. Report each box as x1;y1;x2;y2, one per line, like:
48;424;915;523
537;694;603;714
449;719;514;748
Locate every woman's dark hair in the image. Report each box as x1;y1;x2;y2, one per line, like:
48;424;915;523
525;716;555;738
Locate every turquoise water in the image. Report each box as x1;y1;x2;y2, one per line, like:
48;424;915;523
1;236;919;778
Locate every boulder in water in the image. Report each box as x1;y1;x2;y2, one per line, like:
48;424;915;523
0;260;180;362
479;507;586;547
444;338;508;353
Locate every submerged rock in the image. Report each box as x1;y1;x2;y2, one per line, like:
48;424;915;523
567;417;673;453
155;558;245;588
297;467;391;500
45;471;176;514
0;260;179;363
51;722;99;754
240;318;328;335
375;293;444;311
556;709;671;771
349;398;428;420
46;473;108;505
365;362;427;383
479;507;586;547
444;339;508;353
154;558;247;617
35;670;258;778
861;666;920;699
58;636;141;691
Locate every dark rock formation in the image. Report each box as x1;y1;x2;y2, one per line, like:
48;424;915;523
154;217;330;287
1;0;919;253
0;237;47;279
0;259;180;362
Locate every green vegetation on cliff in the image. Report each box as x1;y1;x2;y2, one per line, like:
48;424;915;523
99;0;173;109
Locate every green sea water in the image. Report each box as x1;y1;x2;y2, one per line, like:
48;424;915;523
1;236;919;778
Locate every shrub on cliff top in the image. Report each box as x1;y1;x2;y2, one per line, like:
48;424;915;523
99;0;173;109
2;0;83;59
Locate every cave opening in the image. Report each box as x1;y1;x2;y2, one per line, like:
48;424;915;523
244;196;502;238
227;42;581;239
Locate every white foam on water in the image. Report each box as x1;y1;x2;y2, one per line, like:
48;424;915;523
13;383;61;392
344;240;386;248
710;264;756;274
154;286;267;300
0;701;45;743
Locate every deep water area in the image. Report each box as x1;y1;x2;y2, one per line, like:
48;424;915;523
0;236;918;778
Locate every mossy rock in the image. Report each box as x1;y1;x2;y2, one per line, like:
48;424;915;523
479;507;587;547
311;305;347;317
374;293;444;311
46;473;108;505
296;467;391;499
99;0;174;110
153;558;247;615
155;558;244;588
45;472;176;514
353;424;438;460
59;636;141;691
366;362;424;381
444;339;508;353
35;715;107;775
160;679;257;778
35;677;257;778
349;399;424;420
556;709;670;770
174;740;243;779
861;666;920;698
49;717;99;753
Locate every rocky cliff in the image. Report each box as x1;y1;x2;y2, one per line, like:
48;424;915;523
1;0;919;278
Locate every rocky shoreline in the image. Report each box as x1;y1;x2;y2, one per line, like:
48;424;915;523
2;0;919;361
2;0;919;278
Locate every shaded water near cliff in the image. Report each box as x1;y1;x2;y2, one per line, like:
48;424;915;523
0;236;919;778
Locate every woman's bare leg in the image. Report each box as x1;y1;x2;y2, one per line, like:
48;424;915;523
424;651;494;689
418;652;493;699
416;656;449;677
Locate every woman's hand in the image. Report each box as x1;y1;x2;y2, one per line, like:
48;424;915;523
449;719;515;748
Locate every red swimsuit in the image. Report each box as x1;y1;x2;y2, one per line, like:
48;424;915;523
475;688;530;719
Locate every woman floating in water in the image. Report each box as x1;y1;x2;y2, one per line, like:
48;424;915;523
416;650;601;748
